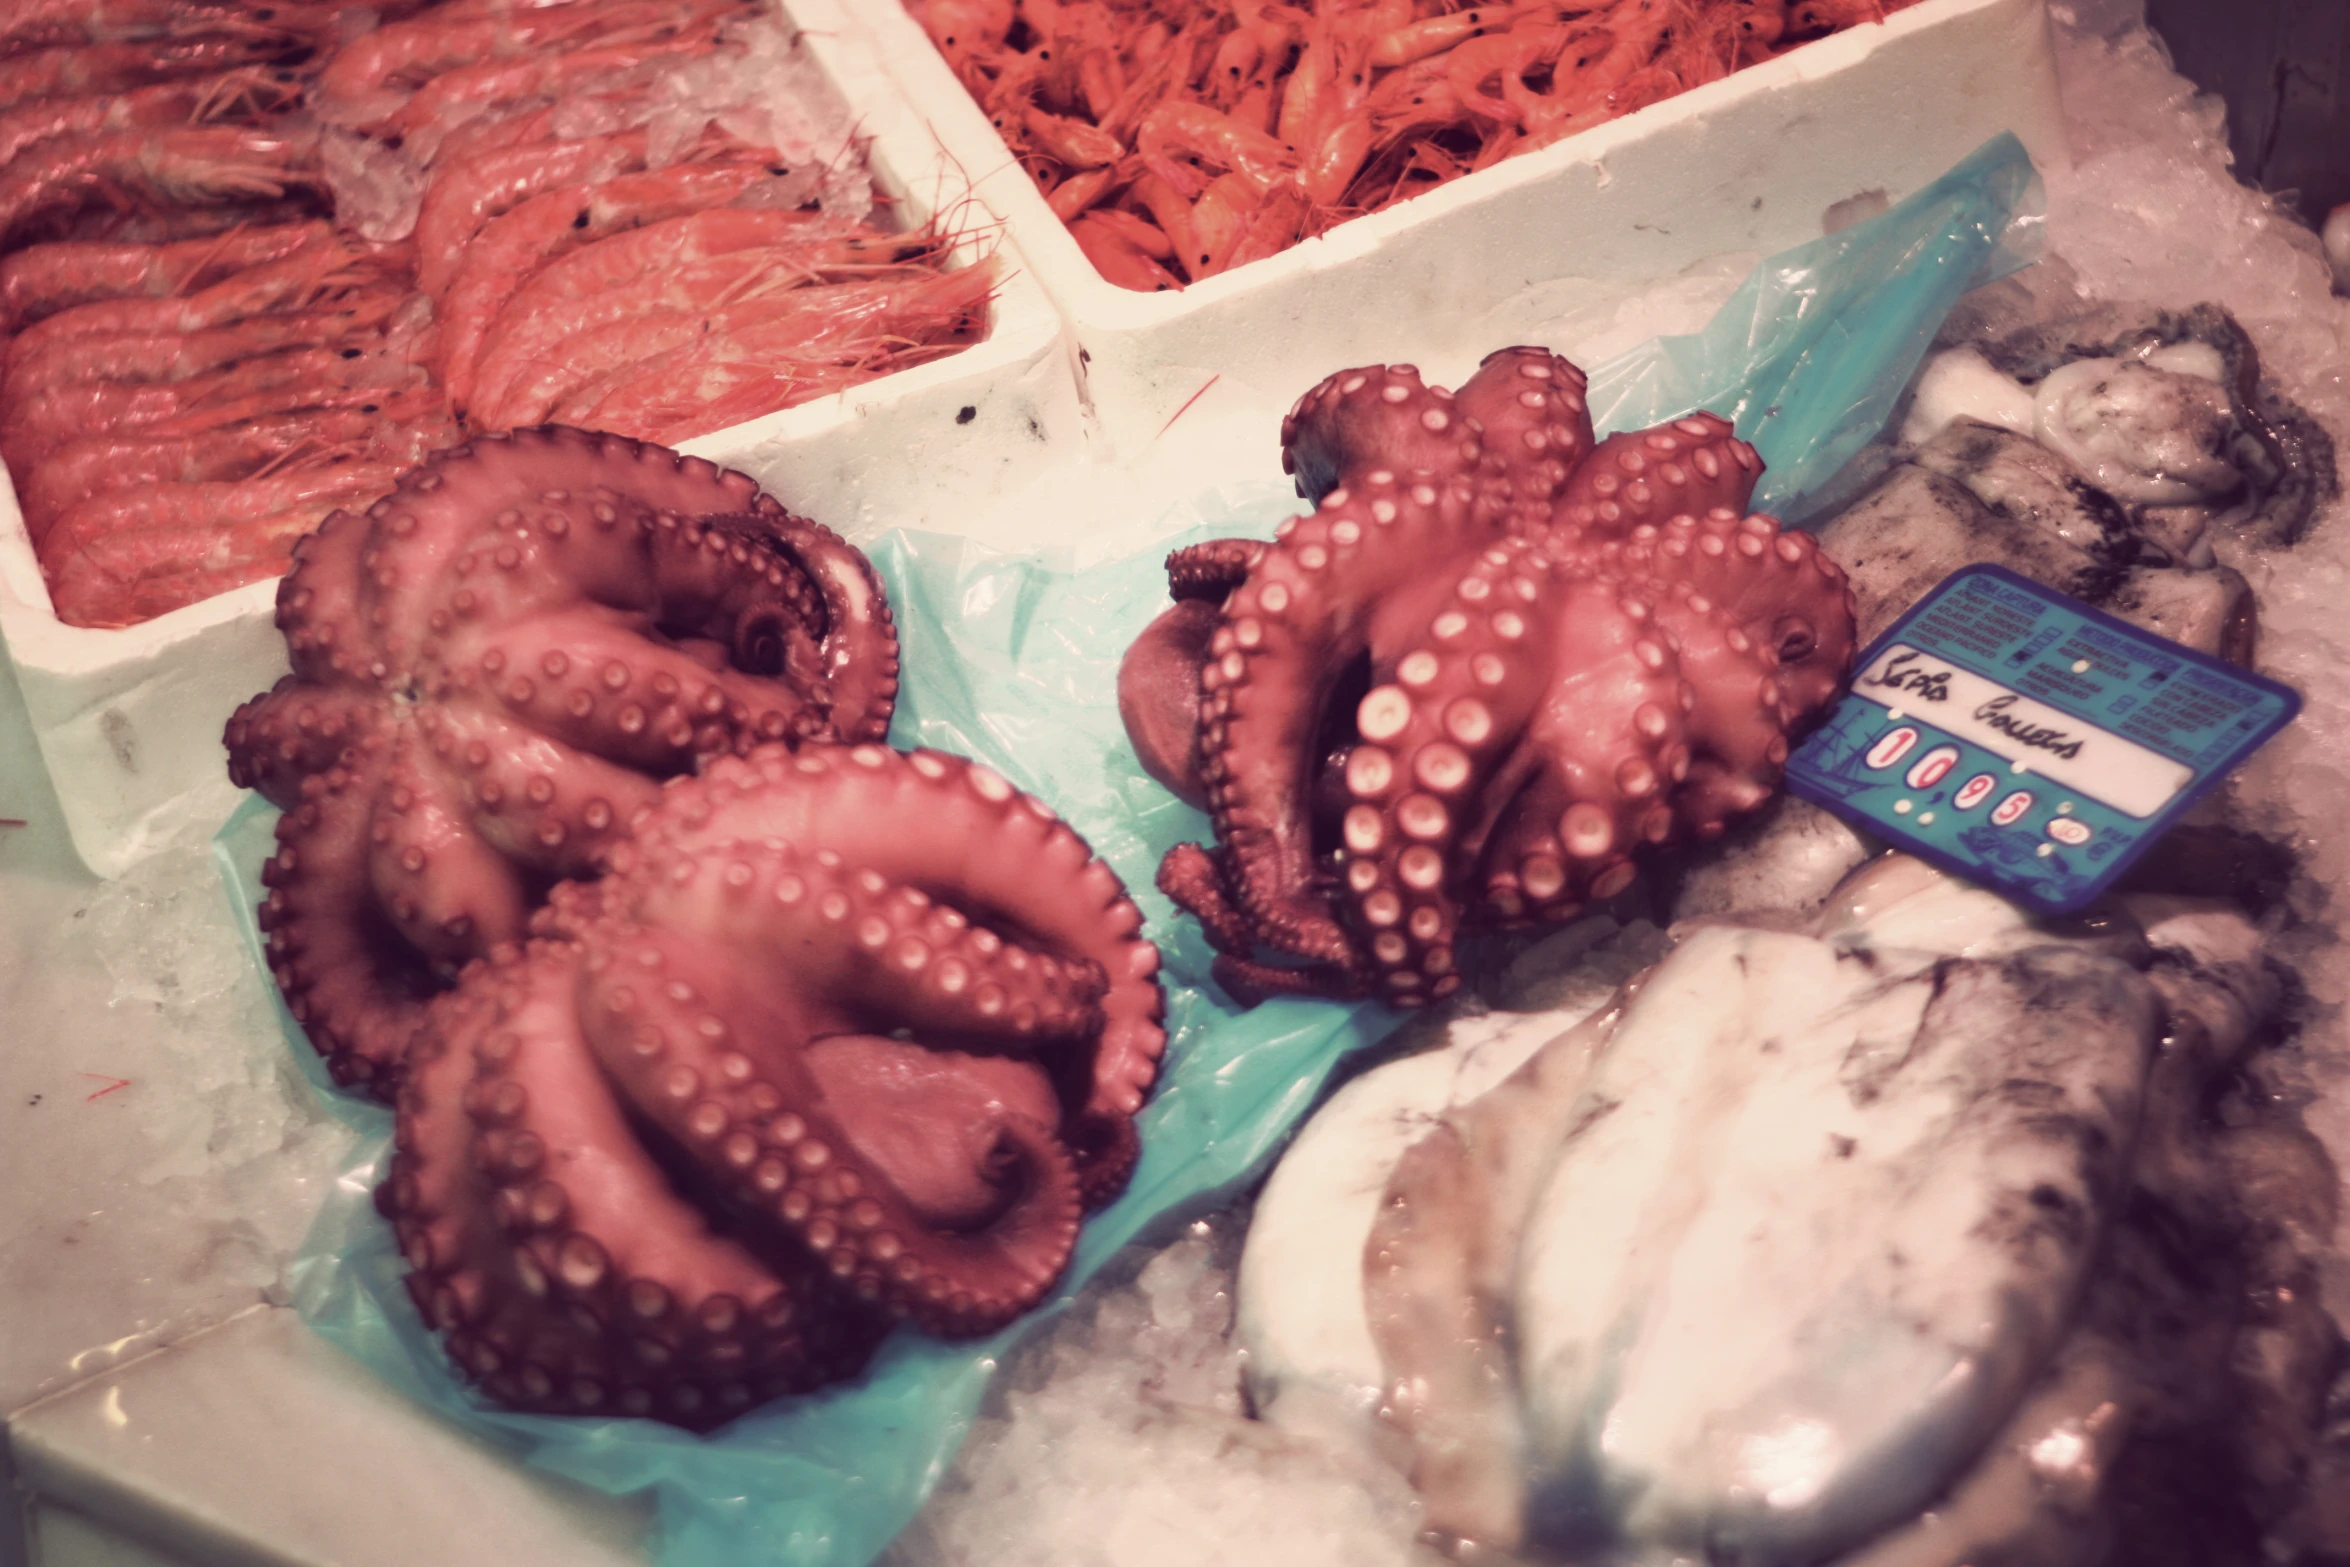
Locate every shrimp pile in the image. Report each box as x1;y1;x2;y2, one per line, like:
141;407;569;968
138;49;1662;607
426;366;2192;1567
904;0;1925;289
0;0;992;631
315;0;992;440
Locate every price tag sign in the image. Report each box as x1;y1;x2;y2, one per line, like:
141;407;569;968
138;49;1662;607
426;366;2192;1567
1785;564;2300;914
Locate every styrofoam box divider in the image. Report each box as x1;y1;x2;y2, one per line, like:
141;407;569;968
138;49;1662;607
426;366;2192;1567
828;0;2068;455
0;0;1082;879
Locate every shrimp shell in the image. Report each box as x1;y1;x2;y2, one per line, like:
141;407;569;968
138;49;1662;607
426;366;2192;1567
0;220;328;330
434;159;779;414
0;125;320;250
41;462;401;630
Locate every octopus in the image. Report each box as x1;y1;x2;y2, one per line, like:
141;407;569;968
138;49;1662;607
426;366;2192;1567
1117;346;1858;1006
222;424;899;1096
377;743;1167;1429
1238;855;2342;1564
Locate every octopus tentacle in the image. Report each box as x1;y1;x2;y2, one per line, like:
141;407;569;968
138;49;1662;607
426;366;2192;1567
381;943;882;1431
410;703;665;878
228;427;900;1098
1467;570;1698;921
574;907;1086;1338
710;507;900;745
621;745;1166;1203
1327;538;1561;1003
224;681;376;802
1166;539;1266;601
383;741;1165;1424
1190;454;1493;970
1551;413;1762;541
1450;346;1595;517
1599;507;1858;719
1127;351;1856;1011
367;732;534;967
256;734;450;1092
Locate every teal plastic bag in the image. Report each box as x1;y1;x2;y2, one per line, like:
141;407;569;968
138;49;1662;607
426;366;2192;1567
214;132;2036;1567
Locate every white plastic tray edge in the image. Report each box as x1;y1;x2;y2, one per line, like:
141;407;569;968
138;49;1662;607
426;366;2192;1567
826;0;2070;449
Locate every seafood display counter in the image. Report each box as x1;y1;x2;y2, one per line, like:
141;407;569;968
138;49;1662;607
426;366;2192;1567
0;0;1079;881
8;0;2350;1565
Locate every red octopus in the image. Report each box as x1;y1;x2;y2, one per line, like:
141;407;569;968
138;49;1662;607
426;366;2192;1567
1120;346;1857;1006
379;744;1166;1428
224;424;899;1094
226;425;1168;1426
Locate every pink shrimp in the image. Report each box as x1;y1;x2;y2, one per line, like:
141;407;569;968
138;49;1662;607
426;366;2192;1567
0;35;302;113
0;0;323;55
1136;100;1297;199
464;206;881;418
1;349;414;466
409;129;663;297
433;159;778;414
0;220;327;329
3;295;401;409
486;270;976;430
14;414;382;542
0;69;304;171
0;125;319;249
3;236;376;371
556;264;996;439
42;462;401;630
1070;213;1181;290
381;3;743;144
312;0;710;121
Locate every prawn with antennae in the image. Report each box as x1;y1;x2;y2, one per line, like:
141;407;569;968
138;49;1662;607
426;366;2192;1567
0;125;321;249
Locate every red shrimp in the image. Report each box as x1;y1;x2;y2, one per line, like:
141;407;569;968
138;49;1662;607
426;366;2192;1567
0;220;327;329
4;245;384;390
557;265;995;439
42;463;401;631
0;0;317;55
0;126;319;249
1046;165;1120;221
14;414;381;542
3;295;400;410
1024;105;1123;168
485;272;967;430
1070;213;1181;290
465;206;878;415
434;159;778;413
313;0;714;122
1;350;411;466
409;129;659;297
1367;5;1511;69
0;69;304;171
1136;100;1296;199
910;0;1015;69
0;36;302;114
381;4;743;143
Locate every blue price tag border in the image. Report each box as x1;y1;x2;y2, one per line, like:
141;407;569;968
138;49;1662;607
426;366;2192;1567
1786;563;2302;915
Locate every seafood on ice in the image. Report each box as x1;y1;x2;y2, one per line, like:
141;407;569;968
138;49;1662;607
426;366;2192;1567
0;0;993;630
1238;855;2340;1562
1118;347;1856;1006
901;0;1929;290
223;427;1167;1427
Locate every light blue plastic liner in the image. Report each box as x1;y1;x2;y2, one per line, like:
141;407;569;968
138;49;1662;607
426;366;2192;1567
213;133;2037;1567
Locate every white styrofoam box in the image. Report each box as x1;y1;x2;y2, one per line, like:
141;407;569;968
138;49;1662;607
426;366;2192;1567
0;3;1080;881
830;0;2068;453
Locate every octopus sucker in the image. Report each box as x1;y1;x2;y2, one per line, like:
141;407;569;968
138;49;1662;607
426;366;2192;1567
227;428;902;1098
1122;347;1855;1003
383;743;1165;1420
382;941;882;1428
